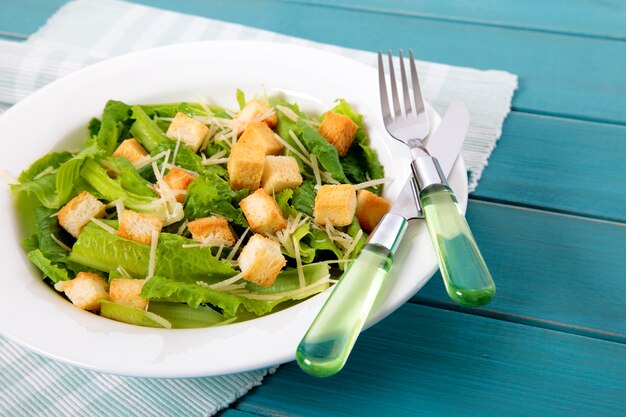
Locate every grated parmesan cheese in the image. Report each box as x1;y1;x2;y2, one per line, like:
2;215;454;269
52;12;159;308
226;227;250;262
50;233;71;252
353;177;393;191
0;169;17;184
90;217;117;235
210;272;244;290
146;229;159;281
276;105;299;122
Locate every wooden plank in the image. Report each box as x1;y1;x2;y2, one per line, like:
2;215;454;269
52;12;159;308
474;111;626;221
2;0;626;123
413;200;626;341
0;0;67;39
283;0;626;40
128;0;626;124
234;304;626;417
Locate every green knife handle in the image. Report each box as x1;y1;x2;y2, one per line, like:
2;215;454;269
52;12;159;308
296;214;407;377
419;183;495;307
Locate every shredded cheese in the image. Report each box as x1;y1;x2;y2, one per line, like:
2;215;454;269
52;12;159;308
171;133;183;166
292;234;306;288
133;150;169;170
272;133;313;168
226;228;250;261
50;233;71;252
176;219;188;235
276;105;300;122
210;272;244;290
353;177;393;190
116;266;132;278
310;154;322;188
90;217;117;234
342;229;363;260
146;229;159;281
0;169;17;184
288;130;310;158
237;276;332;301
33;166;56;180
215;244;225;260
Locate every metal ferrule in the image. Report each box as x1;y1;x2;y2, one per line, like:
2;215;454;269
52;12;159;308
366;213;408;256
411;156;448;191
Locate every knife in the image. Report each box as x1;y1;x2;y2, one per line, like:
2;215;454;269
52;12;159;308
297;101;490;377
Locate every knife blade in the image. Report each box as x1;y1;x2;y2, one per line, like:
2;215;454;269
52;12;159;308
296;101;472;377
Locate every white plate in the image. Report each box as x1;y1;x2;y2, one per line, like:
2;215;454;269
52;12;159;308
0;41;467;378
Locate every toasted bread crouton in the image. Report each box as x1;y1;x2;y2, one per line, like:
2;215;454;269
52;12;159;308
239;121;283;155
238;234;286;287
112;138;148;164
166;112;209;153
54;272;109;311
58;191;106;238
109;278;147;309
261;155;303;194
318;111;358;157
164;167;197;202
355;189;391;232
240;189;287;235
187;216;237;246
314;184;357;227
227;133;265;191
117;210;163;244
234;99;278;134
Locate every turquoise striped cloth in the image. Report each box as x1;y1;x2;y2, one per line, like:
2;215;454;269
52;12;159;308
0;0;517;415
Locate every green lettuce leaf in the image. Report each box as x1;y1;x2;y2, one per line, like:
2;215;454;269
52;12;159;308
155;233;237;284
141;276;275;317
331;99;385;193
184;174;248;226
147;301;225;328
297;120;348;183
68;222;150;277
93;100;132;155
11;152;73;208
27;249;70;283
106;157;156;198
34;207;72;262
292;181;317;217
130;105;170;152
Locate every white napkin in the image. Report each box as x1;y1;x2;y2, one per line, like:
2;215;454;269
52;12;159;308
0;0;518;416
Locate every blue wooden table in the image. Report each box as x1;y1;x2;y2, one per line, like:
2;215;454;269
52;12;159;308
3;1;626;416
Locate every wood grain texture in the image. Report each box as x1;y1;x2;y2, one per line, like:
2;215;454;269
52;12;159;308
413;200;626;341
283;0;626;40
233;304;626;417
2;0;626;124
474;111;626;221
128;0;626;124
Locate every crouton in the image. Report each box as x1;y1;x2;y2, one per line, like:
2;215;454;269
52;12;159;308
109;278;147;309
112;138;148;164
355;189;391;232
58;191;106;238
239;189;287;235
318;111;358;157
117;210;163;244
227;132;265;191
164;167;196;202
166;112;209;153
234;99;278;134
314;184;357;227
187;216;236;246
54;272;109;311
261;155;303;194
239;121;283;155
238;234;286;287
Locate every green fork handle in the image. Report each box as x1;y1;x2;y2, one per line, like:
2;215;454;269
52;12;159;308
420;183;495;307
296;215;407;377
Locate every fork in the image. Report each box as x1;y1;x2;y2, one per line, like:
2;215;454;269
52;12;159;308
379;49;495;308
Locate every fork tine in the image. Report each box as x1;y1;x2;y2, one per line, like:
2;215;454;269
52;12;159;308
387;50;402;118
408;50;426;117
398;50;412;116
377;51;392;124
